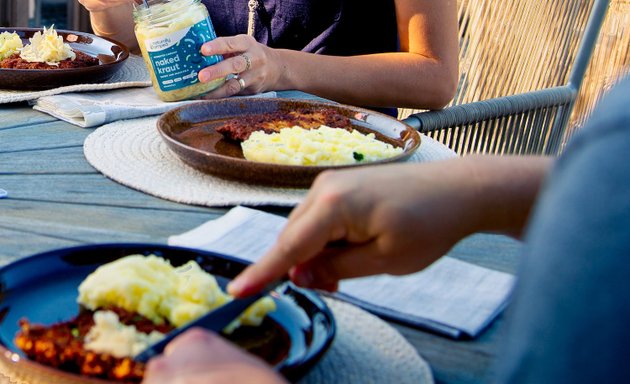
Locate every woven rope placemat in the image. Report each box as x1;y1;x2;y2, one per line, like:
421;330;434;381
0;55;151;104
0;298;433;384
83;116;458;207
300;297;433;383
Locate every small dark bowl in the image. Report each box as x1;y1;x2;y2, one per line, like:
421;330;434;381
157;98;421;188
0;27;129;90
0;243;335;383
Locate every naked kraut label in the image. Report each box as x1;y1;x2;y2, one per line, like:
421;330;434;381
145;18;222;92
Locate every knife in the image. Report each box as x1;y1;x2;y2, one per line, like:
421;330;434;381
134;282;280;363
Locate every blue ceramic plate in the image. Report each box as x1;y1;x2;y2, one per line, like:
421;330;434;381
0;243;335;383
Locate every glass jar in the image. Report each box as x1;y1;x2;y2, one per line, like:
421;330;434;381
133;0;225;102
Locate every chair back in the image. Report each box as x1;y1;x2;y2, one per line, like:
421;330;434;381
400;0;622;155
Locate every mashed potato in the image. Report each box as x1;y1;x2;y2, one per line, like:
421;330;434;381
241;125;404;166
77;255;275;330
0;31;23;60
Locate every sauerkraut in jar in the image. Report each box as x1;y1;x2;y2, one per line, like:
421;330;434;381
133;0;225;102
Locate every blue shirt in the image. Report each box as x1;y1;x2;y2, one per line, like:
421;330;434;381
495;76;630;383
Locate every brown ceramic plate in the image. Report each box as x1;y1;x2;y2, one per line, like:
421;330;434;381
157;98;421;187
0;27;129;90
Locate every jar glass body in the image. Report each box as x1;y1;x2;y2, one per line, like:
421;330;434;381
133;0;225;102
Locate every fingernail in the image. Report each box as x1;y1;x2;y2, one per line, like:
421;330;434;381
200;44;212;56
198;72;209;83
227;278;245;296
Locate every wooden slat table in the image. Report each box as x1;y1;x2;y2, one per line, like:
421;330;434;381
0;97;523;383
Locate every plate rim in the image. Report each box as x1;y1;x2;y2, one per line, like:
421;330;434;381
0;27;130;69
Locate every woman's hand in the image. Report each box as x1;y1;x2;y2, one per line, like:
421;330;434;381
228;156;550;297
143;328;287;384
77;0;134;12
198;35;282;98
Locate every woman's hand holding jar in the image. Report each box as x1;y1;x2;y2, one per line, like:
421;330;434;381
197;35;281;98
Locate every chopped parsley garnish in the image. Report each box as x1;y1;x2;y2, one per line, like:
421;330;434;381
353;152;365;161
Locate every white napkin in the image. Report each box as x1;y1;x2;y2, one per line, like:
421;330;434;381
169;206;516;339
32;87;277;128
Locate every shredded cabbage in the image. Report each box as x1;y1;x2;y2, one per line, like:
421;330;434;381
19;26;75;65
0;31;23;60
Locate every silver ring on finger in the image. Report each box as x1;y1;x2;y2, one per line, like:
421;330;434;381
237;77;246;92
241;53;252;72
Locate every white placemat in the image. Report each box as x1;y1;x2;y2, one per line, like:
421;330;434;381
83;116;458;207
0;55;151;104
300;298;433;384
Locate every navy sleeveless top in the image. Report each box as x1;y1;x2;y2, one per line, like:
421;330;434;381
202;0;399;114
202;0;398;56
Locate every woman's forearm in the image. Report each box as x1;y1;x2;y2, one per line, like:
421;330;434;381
272;0;458;109
88;4;139;52
272;49;457;110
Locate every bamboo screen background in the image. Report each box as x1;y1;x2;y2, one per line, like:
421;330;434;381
398;0;629;155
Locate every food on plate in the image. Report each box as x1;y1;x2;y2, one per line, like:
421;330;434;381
216;107;353;142
0;31;22;60
214;106;403;166
15;307;166;382
19;26;75;64
242;125;404;166
0;27;99;69
14;255;276;382
0;50;99;69
77;255;274;329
